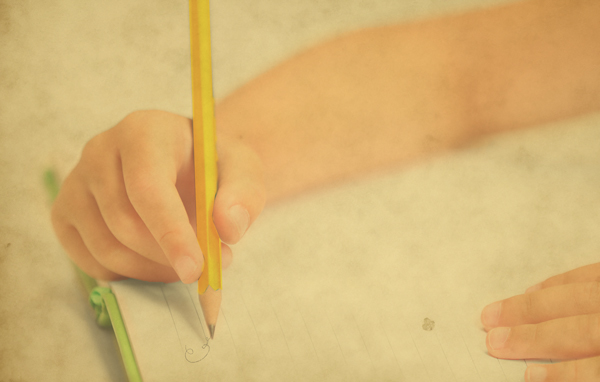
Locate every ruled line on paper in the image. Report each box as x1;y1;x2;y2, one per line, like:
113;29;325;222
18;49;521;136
296;307;326;378
433;330;458;382
161;284;184;352
239;292;266;358
380;316;406;380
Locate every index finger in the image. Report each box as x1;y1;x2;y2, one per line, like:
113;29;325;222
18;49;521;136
526;263;600;293
481;281;600;330
119;111;203;283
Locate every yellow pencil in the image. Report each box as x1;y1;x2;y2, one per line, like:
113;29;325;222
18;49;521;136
189;0;222;340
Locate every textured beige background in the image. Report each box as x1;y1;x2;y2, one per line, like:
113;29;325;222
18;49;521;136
2;0;600;381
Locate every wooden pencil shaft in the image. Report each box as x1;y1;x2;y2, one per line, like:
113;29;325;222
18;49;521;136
189;0;222;295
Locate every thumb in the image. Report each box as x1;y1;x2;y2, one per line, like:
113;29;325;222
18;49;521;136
213;135;266;245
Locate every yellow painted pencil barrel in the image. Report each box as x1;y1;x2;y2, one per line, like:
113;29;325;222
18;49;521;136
189;0;222;296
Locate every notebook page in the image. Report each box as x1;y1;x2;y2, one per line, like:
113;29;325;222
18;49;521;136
111;274;530;382
110;228;532;382
107;119;600;381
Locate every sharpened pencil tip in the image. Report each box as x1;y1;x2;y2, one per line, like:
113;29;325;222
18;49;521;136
208;325;215;339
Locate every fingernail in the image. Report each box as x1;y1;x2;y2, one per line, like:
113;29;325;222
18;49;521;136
174;256;198;283
488;327;510;350
527;366;547;382
482;301;502;327
229;205;250;238
526;283;542;293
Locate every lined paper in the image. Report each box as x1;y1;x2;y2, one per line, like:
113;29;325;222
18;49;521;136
106;126;598;382
112;276;534;382
111;245;534;382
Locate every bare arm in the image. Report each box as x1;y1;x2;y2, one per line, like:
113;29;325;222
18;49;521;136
216;0;600;202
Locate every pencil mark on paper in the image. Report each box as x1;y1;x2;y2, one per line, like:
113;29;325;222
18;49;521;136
160;284;211;364
422;317;435;331
185;342;210;363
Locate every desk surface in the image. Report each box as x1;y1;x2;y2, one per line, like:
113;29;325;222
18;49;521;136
2;0;600;381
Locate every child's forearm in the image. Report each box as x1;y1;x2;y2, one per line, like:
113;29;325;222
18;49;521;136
216;0;600;202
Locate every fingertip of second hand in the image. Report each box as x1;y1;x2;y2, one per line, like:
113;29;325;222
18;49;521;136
481;301;502;328
525;283;542;294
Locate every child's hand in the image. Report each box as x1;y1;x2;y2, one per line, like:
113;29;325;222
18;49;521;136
481;263;600;381
51;110;265;284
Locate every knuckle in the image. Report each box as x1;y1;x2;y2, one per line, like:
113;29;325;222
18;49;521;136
118;110;168;139
51;173;84;219
545;272;566;287
125;175;155;205
121;110;151;127
524;324;539;353
158;227;181;248
124;110;146;120
113;111;159;147
522;292;538;320
157;225;189;256
77;134;114;183
107;212;134;235
80;132;111;166
81;134;102;158
117;112;144;136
